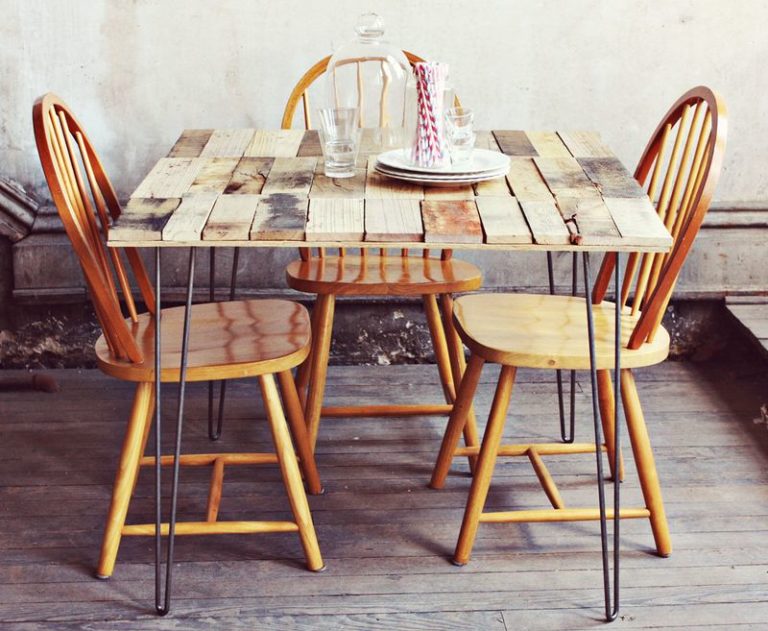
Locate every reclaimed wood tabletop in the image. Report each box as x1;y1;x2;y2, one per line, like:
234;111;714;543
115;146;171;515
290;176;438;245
108;129;672;252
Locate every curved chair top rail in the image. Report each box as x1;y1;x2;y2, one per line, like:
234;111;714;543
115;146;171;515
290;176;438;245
33;92;154;364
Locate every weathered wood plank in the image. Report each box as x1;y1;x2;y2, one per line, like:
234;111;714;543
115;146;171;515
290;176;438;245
163;193;218;241
297;130;323;157
533;157;597;198
492;130;538;156
603;197;674;247
310;170;367;198
166;129;213;158
365;162;424;199
578;156;646;198
475;196;532;244
131;158;203;199
161;193;218;242
250;194;307;241
557;130;615;158
519;200;571;245
506;158;554;202
199;129;255;158
261;157;316;195
526;131;572;158
364;199;423;242
245;130;305;158
422;200;483;243
110;198;180;241
223;157;274;195
474;176;511;196
423;185;476;201
202;194;260;241
187;158;240;194
557;195;621;246
305;198;364;241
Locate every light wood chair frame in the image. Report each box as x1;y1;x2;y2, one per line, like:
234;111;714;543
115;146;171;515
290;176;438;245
33;93;326;615
429;86;727;620
280;52;480;461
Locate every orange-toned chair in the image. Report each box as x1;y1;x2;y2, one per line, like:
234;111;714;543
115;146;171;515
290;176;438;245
282;52;483;454
430;87;726;611
33;93;325;609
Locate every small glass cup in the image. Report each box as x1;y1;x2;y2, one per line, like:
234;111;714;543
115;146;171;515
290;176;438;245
316;108;361;178
445;107;476;165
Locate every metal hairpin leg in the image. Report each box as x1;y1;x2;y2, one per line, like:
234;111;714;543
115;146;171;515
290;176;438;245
155;247;196;616
546;252;577;443
582;251;622;622
207;247;240;440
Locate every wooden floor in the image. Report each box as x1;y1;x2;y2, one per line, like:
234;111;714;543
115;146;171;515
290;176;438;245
1;360;767;630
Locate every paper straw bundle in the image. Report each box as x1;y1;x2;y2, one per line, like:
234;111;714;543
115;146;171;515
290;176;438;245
411;62;448;167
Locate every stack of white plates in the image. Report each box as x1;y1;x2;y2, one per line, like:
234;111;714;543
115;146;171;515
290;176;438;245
374;149;510;186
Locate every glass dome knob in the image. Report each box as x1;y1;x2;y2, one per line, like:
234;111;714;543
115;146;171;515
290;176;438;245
355;13;385;41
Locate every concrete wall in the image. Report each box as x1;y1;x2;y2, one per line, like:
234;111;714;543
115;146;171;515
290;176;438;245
1;0;767;203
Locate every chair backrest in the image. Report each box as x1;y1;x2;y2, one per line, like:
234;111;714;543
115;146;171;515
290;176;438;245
283;52;457;262
33;93;155;363
593;86;727;349
281;51;428;130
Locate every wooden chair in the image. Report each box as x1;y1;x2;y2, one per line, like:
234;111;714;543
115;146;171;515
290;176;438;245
429;87;727;565
32;93;325;585
282;52;483;453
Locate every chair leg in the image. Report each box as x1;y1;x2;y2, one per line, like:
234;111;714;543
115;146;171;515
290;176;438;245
430;354;486;490
304;294;335;450
423;294;456;404
620;368;671;557
259;373;325;572
597;369;625;482
296;299;321;410
96;381;155;579
277;370;324;495
454;365;517;565
440;294;481;466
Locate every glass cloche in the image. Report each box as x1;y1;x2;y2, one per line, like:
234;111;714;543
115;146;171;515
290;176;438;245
325;13;413;149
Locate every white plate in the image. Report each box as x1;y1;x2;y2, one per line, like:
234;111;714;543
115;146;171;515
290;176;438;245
374;165;508;187
376;148;510;175
374;166;508;183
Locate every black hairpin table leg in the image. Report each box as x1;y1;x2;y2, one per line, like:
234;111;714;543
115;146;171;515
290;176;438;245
208;249;219;440
547;252;577;443
212;246;240;438
155;247;196;616
582;251;622;622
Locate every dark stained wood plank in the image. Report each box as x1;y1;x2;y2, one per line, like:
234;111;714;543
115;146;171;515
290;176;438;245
250;194;307;241
578;156;646;198
492;130;538;156
309;170;367;198
166;129;213;158
557;130;615;158
201;194;260;240
364;199;423;242
261;157;316;195
506;158;554;202
297;130;323;157
161;193;218;242
187;158;240;194
518;200;570;245
422;200;483;243
305;198;364;241
557;195;621;246
109;198;180;241
533;157;597;197
475;196;532;244
224;157;274;195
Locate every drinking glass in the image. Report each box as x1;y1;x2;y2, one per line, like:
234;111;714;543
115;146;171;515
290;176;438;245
445;107;476;165
316;108;361;178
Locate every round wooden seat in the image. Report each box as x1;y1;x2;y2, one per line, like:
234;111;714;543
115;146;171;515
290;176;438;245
453;293;670;371
285;255;482;296
96;299;311;382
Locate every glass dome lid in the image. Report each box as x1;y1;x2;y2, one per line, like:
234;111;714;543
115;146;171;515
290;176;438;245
325;13;412;131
